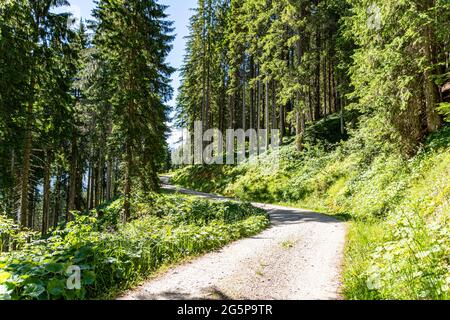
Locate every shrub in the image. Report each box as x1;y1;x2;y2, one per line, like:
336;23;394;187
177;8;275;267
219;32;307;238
0;194;269;300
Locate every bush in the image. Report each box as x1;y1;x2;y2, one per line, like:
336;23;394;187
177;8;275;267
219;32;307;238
0;194;269;300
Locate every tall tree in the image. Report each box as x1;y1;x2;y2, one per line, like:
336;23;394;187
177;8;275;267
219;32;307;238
94;0;174;220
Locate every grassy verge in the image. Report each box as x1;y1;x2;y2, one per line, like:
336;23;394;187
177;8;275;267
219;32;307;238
171;126;450;300
0;193;269;300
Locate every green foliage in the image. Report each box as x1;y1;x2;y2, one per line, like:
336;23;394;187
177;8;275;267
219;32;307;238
172;125;450;300
171;165;242;194
366;210;449;299
346;0;450;153
0;194;268;300
341;220;385;300
0;214;38;252
301;110;359;147
437;103;450;123
93;0;174;194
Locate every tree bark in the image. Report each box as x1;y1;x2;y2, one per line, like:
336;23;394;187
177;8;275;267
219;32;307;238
265;80;270;146
67;133;78;221
89;160;95;210
41;150;51;236
314;25;321;121
86;161;92;210
8;149;15;215
124;139;132;222
242;72;246;131
19;99;33;227
423;22;442;132
53;168;62;228
271;81;277;130
106;157;112;202
257;72;261;130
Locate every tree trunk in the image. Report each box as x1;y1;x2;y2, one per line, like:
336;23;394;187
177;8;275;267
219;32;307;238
265;81;270;146
41;150;51;236
323;54;328;116
28;186;37;229
423;22;442;133
53;168;62;228
111;159;116;199
250;59;254;130
328;57;333;113
8;149;16;215
314;25;321;121
106;157;112;202
279;103;285;142
257;75;261;130
242;75;246;131
271;81;277;130
19;99;33;227
89;160;95;209
67;133;78;221
95;153;103;207
75;165;83;211
296;109;302;152
340;94;345;135
124;140;132;222
86;162;92;210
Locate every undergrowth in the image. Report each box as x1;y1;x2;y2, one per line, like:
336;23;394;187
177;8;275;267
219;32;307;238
171;125;450;300
0;194;269;300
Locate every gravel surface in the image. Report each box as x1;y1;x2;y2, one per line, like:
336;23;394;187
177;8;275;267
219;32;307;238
118;181;347;300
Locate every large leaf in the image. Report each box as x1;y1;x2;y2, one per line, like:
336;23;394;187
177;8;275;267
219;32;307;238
23;283;45;299
82;271;96;285
0;271;11;283
44;262;64;274
47;278;65;297
0;284;13;300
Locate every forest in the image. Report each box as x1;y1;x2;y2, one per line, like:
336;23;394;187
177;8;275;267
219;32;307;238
1;0;450;301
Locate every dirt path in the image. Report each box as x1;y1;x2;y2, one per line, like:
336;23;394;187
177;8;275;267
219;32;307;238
119;179;347;300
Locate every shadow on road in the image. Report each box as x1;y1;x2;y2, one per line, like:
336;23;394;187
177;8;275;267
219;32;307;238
160;178;343;226
133;287;236;300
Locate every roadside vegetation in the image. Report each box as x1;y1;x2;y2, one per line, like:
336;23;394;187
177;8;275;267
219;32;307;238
0;194;268;300
172;121;450;300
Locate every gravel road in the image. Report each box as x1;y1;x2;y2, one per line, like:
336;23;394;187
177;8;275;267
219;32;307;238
118;180;347;300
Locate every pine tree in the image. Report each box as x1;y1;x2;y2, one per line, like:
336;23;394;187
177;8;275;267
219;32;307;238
93;0;174;220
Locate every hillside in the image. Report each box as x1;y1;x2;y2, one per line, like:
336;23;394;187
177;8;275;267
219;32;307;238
172;121;450;299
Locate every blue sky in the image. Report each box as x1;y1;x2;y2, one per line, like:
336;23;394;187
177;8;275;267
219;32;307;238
62;0;197;145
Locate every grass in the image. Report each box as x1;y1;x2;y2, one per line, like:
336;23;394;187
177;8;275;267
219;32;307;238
341;220;385;300
171;124;450;300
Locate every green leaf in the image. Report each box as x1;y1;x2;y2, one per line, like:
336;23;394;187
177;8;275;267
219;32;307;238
23;283;45;299
437;103;450;122
47;278;65;297
44;262;64;274
0;271;11;283
82;271;96;285
4;274;26;286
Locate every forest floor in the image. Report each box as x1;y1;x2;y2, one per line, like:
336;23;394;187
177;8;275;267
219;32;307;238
118;177;347;300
